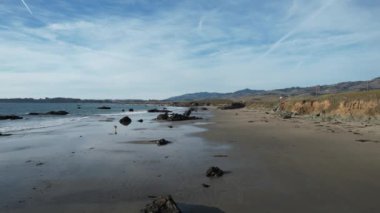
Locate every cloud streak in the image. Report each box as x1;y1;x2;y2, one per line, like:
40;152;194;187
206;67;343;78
261;0;336;59
20;0;33;15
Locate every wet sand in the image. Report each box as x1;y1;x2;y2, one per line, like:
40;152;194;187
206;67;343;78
0;109;228;213
1;108;380;212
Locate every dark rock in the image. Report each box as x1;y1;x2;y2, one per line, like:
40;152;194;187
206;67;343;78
47;111;69;115
0;115;23;120
201;107;208;111
220;102;245;110
29;111;68;116
98;106;111;109
168;125;173;128
148;108;172;113
167;113;201;121
119;116;132;126
183;108;193;117
156;138;170;146
206;166;224;177
280;111;292;119
0;133;12;137
156;108;201;121
137;119;144;123
157;112;169;120
129;108;134;112
122;109;125;112
202;183;210;188
141;195;181;213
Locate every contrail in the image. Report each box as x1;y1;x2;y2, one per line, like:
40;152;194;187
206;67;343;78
21;0;33;15
260;0;336;59
197;16;205;33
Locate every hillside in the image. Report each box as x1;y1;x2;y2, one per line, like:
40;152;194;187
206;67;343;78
166;77;380;101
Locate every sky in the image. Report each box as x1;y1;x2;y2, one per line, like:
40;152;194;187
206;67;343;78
0;0;379;99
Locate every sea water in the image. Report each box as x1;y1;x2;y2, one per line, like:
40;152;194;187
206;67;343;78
0;102;165;134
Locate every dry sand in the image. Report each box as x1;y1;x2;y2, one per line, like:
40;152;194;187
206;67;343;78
198;108;380;212
1;108;380;212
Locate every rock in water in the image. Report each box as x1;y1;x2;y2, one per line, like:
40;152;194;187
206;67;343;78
47;111;69;115
206;167;224;177
0;133;12;137
156;138;170;146
119;116;132;126
0;115;23;120
141;195;181;213
129;108;134;112
29;111;68;116
137;119;144;123
98;106;111;109
148;108;172;113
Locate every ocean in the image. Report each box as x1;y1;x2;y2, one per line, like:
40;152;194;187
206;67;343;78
0;102;163;134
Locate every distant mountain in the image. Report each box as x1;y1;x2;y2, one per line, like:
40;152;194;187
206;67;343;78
167;89;265;101
166;77;380;101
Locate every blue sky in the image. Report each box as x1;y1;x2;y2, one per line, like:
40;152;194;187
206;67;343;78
0;0;379;99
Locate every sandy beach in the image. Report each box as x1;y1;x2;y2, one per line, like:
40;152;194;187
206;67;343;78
199;108;380;212
1;107;380;212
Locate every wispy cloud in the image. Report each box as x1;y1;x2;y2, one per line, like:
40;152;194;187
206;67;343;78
20;0;33;15
261;0;336;59
0;0;379;99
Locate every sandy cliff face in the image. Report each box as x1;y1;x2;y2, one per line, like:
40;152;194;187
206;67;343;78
283;99;380;120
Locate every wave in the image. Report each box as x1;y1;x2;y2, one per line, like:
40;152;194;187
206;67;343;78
95;110;148;117
0;116;88;134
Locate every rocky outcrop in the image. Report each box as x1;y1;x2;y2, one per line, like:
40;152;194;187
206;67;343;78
141;195;181;213
156;109;201;121
183;108;194;117
167;113;201;121
129;108;134;112
137;119;144;123
119;116;132;126
157;112;169;120
0;115;23;120
220;102;245;110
